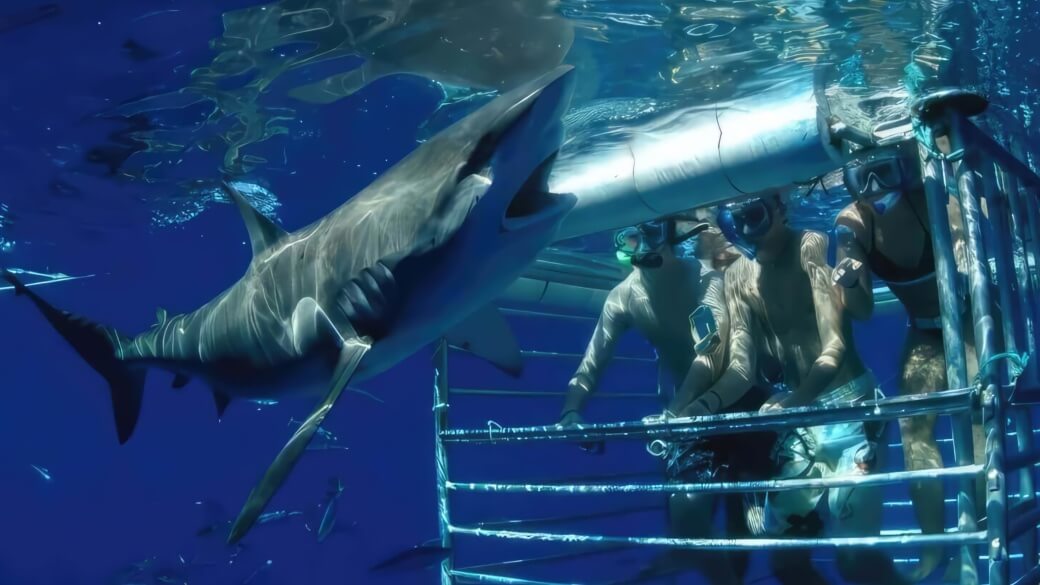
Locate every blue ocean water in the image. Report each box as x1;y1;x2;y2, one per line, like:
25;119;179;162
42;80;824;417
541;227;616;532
0;1;1038;584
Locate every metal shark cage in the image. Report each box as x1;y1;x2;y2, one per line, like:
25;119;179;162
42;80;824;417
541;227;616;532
428;89;1040;585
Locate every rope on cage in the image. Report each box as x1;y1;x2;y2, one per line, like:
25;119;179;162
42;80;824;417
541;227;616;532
973;351;1030;399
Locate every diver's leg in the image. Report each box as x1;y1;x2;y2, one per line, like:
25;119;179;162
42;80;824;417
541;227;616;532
666;492;741;585
765;428;830;585
899;329;948;581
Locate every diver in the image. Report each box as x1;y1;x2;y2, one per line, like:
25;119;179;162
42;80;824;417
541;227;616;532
707;191;906;585
557;216;754;584
833;141;987;581
557;216;715;428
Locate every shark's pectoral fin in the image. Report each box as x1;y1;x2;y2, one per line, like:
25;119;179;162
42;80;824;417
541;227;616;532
220;181;288;258
446;304;523;377
227;333;372;544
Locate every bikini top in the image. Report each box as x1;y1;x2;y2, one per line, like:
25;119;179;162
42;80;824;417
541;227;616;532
863;193;943;321
865;193;936;284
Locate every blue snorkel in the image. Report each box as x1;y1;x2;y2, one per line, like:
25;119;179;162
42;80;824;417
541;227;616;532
717;207;757;259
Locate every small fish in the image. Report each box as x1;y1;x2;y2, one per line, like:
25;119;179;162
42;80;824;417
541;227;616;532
370;539;449;572
317;477;344;543
30;464;52;481
248;399;279;406
257;509;302;525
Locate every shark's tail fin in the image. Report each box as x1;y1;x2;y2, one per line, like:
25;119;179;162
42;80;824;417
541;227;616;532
3;270;144;443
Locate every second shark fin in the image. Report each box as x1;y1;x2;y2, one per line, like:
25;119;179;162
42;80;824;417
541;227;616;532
220;181;287;258
227;324;372;544
446;304;522;377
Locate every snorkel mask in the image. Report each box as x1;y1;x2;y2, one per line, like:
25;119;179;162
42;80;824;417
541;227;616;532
717;196;779;259
614;220;708;268
842;146;922;215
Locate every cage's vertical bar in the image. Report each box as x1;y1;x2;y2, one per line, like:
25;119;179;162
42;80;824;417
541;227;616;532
954;131;1007;585
434;339;454;584
912;98;979;585
982;157;1038;567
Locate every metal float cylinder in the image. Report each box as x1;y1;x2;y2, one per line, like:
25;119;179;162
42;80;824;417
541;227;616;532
548;75;844;240
502;74;848;313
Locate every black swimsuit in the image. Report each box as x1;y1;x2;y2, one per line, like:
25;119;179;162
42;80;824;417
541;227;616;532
862;195;944;328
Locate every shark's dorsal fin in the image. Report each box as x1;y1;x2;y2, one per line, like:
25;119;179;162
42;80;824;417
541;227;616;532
220;181;287;258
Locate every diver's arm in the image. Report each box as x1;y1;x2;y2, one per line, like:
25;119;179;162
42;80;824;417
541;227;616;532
560;285;632;418
680;263;756;416
834;208;875;320
780;231;846;408
669;271;730;414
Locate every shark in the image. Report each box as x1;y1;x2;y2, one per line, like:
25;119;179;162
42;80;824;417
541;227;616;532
3;65;577;544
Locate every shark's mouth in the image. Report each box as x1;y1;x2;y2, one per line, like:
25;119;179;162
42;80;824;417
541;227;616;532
503;151;570;230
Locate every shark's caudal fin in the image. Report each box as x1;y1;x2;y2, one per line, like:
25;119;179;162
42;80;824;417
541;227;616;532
2;269;144;443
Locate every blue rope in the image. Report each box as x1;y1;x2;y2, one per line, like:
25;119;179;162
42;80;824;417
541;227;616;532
974;352;1031;396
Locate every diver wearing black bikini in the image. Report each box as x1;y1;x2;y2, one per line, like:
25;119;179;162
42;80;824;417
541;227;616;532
834;142;985;582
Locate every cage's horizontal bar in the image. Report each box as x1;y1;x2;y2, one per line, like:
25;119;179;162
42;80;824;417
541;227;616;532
441;387;975;444
449;525;986;550
451;569;576;585
519;349;656;363
449;388;660;400
449;465;980;496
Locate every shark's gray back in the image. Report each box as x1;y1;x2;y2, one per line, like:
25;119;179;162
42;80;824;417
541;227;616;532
121;71;548;368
